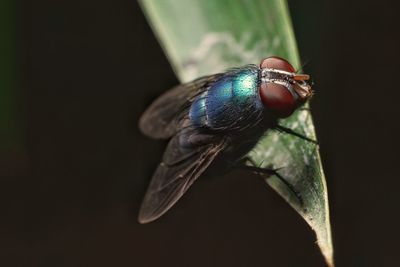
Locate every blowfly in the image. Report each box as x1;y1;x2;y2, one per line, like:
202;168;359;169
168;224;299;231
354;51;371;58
138;56;313;223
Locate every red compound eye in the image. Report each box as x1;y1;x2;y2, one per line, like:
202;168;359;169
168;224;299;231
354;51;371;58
259;56;297;117
260;56;296;72
260;82;296;117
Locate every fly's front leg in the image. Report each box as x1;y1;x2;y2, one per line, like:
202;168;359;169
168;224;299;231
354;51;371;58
274;125;318;145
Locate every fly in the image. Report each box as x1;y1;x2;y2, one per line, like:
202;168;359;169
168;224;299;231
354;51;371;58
138;56;313;223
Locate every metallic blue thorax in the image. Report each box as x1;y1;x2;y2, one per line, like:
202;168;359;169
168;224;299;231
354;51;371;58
189;65;263;130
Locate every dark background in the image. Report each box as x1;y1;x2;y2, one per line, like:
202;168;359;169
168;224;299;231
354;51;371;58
1;0;399;266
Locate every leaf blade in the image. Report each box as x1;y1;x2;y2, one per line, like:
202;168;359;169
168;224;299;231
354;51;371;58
139;0;334;266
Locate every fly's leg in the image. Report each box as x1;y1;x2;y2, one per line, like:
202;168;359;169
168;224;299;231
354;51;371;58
224;156;263;169
238;164;304;206
235;157;304;205
274;125;318;145
236;156;263;168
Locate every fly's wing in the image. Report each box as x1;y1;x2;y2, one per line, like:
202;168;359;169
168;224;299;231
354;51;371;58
138;127;228;224
139;74;222;139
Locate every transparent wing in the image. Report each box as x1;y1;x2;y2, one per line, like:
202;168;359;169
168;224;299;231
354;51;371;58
139;74;222;139
138;128;228;223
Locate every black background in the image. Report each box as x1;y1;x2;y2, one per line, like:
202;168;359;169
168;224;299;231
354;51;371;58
2;0;400;266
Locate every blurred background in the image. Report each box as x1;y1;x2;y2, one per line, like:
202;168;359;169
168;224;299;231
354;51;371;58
1;0;399;266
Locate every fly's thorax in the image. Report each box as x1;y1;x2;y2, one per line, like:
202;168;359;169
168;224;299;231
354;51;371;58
189;66;263;131
258;56;313;118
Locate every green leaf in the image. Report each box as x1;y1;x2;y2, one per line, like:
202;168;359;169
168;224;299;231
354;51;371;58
139;0;333;266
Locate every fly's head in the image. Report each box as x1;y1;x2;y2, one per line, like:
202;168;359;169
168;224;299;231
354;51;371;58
259;56;313;118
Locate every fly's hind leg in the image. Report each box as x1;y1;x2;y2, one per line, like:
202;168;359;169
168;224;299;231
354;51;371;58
235;156;262;168
238;163;304;206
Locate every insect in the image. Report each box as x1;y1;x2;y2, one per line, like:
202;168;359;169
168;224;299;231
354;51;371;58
138;56;313;224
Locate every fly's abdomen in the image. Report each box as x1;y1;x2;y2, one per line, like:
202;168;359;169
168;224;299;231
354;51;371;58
189;66;262;131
